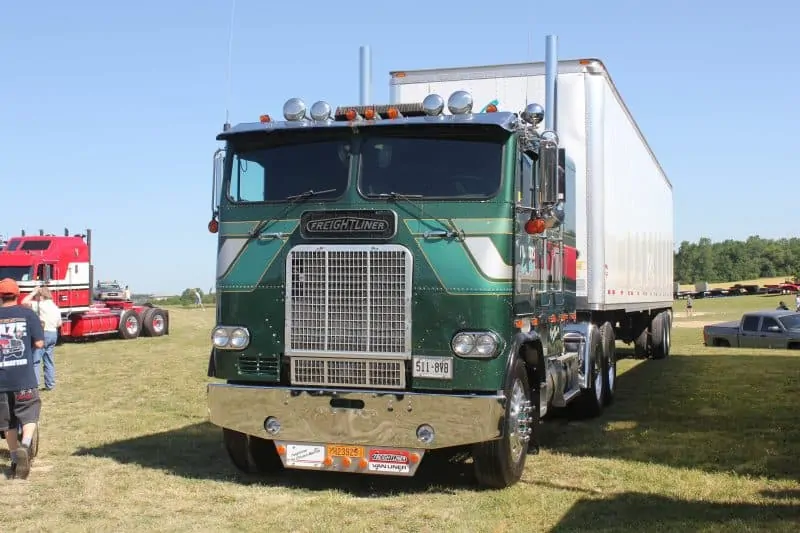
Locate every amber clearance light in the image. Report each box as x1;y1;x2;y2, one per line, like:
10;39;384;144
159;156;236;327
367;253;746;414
524;218;546;234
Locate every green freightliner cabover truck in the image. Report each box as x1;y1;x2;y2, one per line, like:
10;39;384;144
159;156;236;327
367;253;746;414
205;35;674;489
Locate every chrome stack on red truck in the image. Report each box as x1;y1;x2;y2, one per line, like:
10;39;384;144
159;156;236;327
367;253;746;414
0;228;169;341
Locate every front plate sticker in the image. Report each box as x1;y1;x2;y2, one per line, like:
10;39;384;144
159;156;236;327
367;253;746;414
285;444;325;468
368;448;411;473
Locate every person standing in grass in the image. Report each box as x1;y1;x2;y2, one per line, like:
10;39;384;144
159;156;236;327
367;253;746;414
0;278;44;480
685;295;694;317
194;289;204;310
22;285;62;390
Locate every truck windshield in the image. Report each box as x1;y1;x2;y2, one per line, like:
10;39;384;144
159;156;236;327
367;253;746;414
359;131;504;199
779;314;800;330
0;266;33;281
228;138;350;203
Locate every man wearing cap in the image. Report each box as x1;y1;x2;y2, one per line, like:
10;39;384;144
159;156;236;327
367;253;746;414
0;277;44;480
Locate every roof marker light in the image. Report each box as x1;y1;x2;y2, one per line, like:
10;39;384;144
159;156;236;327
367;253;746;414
310;100;332;122
422;94;444;116
283;98;307;121
259;114;271;123
447;90;473;115
521;103;545;125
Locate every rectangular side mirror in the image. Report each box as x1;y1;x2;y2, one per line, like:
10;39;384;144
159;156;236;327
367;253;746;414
212;148;226;213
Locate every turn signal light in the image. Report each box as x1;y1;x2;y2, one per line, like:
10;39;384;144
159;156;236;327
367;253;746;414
208;218;219;234
524;218;546;234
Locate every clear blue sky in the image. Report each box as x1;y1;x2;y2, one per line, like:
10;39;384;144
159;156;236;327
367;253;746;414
2;1;797;294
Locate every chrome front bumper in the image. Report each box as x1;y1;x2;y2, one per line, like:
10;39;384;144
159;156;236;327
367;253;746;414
207;383;506;449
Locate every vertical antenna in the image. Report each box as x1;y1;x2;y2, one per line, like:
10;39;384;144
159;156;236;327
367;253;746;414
223;0;236;131
525;32;532;106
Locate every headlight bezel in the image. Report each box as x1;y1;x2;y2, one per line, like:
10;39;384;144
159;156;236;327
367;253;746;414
211;325;251;350
450;330;501;359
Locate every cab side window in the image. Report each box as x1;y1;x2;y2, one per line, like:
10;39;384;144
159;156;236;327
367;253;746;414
760;317;779;332
741;316;760;331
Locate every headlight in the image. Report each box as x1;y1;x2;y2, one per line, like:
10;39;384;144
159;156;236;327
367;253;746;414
451;333;475;355
450;331;501;358
229;328;249;349
211;325;250;350
212;327;230;348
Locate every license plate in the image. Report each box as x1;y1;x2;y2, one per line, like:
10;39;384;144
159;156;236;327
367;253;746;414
327;445;364;458
412;356;453;380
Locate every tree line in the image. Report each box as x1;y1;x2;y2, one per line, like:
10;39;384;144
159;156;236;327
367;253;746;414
675;236;800;284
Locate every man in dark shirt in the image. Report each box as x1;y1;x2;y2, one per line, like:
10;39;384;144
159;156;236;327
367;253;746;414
0;278;44;480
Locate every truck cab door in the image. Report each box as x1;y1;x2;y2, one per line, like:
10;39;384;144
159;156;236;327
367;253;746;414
758;317;787;349
738;315;761;348
36;263;52;284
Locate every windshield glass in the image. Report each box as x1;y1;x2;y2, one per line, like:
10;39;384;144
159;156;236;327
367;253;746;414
0;266;33;281
227;139;350;203
779;314;800;329
360;132;504;198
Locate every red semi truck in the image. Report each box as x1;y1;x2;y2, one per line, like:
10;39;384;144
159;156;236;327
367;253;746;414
0;228;169;341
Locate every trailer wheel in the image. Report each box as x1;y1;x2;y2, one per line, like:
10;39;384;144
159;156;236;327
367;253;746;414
573;327;605;419
118;310;141;339
141;308;167;337
472;357;532;489
633;328;648;357
651;313;668;360
222;428;284;475
600;321;616;406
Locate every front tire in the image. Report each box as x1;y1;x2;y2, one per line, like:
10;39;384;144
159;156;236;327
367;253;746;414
223;428;284;475
472;358;532;489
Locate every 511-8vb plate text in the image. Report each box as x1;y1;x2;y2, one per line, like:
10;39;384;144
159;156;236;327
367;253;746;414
412;356;453;380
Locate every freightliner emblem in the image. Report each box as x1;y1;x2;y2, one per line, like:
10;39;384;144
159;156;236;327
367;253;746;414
300;210;397;240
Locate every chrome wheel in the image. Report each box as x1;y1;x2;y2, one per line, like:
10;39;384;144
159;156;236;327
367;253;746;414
508;379;532;465
594;357;604;404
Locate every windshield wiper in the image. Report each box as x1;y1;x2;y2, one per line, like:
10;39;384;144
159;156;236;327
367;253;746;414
376;192;464;241
249;188;338;238
376;192;423;200
284;188;337;201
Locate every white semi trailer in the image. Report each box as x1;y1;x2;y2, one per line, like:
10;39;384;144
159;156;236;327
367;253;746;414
389;53;675;359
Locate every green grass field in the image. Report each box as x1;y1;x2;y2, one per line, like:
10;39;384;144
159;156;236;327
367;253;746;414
1;295;799;532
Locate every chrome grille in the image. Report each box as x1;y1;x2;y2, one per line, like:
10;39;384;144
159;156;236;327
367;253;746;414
285;244;412;357
238;354;279;377
291;357;405;389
